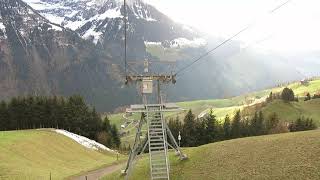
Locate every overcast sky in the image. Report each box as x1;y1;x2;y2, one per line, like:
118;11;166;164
145;0;320;54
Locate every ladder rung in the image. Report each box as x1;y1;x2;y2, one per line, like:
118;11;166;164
150;125;163;128
149;132;163;135
150;147;164;150
150;139;163;142
151;157;166;160
152;167;167;171
151;152;166;156
150;137;163;140
150;128;164;131
152;172;168;175
150;143;164;146
152;176;168;180
149;136;163;139
152;163;166;167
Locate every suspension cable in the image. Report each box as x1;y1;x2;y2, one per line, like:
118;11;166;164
175;0;292;77
124;0;128;78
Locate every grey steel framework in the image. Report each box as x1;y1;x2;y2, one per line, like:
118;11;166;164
122;73;187;180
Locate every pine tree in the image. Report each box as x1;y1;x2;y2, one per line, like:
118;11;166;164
223;115;231;139
203;109;216;143
250;112;259;136
231;110;241;138
0;101;8;131
168;116;182;143
182;110;197;147
110;124;121;148
103;115;112;132
257;111;265;135
241;118;250;137
266;113;279;133
281;87;295;102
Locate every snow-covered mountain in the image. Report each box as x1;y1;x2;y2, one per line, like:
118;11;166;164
24;0;205;51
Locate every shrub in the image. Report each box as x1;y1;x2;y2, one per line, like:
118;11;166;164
281;87;295;102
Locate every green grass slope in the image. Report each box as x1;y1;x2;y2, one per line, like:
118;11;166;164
0;130;119;179
105;130;320;180
262;99;320;125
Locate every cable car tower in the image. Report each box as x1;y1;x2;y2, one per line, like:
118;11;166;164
121;1;187;179
122;59;187;180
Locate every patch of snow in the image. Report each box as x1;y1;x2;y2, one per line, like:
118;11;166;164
145;41;162;46
64;20;85;31
83;27;103;44
171;38;207;48
0;23;5;31
42;13;65;25
24;0;71;11
0;22;6;38
98;8;123;19
66;10;79;18
55;129;114;152
145;17;157;22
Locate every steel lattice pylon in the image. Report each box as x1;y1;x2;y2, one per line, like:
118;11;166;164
122;61;187;180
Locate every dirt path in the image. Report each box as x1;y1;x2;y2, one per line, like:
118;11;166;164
70;163;126;180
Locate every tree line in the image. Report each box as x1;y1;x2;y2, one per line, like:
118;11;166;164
168;109;317;147
0;95;120;148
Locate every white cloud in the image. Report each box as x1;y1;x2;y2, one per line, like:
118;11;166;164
146;0;320;53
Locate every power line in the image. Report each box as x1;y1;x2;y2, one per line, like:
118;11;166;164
175;0;292;77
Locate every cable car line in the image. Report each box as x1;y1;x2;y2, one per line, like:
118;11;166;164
174;0;292;78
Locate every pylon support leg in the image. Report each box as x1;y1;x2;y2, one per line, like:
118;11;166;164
122;113;146;177
164;121;188;160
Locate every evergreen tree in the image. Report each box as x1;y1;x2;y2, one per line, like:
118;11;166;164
102;115;112;132
223;115;231;139
240;118;250;137
0;101;8;131
182;110;197;147
266;113;279;133
110;124;121;148
257;111;265;135
250;112;259;136
168;116;182;142
231;110;241;138
0;95;117;147
203;109;216;143
195;118;206;145
281;87;295;102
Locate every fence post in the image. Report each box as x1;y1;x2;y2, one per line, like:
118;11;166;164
49;172;51;180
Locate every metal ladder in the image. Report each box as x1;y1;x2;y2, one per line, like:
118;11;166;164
147;105;170;180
